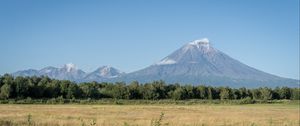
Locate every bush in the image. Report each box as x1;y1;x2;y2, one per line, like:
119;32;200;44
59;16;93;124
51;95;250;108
0;120;13;126
25;97;33;104
239;97;255;104
57;96;65;104
151;112;165;126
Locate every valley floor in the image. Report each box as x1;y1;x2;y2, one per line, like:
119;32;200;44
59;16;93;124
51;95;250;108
0;104;299;126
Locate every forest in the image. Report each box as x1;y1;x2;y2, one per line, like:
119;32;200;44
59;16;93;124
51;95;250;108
0;74;299;101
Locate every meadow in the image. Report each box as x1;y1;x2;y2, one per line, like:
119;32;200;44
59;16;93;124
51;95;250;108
0;103;299;126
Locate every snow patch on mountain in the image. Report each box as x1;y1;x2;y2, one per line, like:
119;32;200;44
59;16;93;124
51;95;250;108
64;63;76;72
113;38;299;87
189;38;210;49
156;58;177;65
98;66;122;78
82;66;124;82
12;63;124;82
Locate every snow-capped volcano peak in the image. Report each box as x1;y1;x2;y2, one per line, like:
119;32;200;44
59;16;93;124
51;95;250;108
63;63;76;72
100;66;113;76
122;38;299;87
189;38;210;49
82;66;124;81
156;38;215;65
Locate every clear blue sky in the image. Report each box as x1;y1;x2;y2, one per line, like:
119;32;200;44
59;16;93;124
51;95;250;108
0;0;299;79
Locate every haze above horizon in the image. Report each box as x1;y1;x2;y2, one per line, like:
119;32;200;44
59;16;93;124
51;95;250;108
0;0;299;79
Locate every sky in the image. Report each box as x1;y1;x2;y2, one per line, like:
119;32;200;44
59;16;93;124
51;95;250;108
0;0;299;79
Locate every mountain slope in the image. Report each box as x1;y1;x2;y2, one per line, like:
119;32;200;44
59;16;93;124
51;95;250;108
114;38;298;87
11;38;299;87
13;63;87;81
12;69;39;77
82;66;124;82
12;64;123;82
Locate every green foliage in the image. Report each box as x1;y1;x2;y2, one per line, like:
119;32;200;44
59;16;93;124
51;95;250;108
171;87;186;100
66;83;81;99
220;87;232;100
27;114;34;126
112;82;129;99
90;119;96;126
291;88;300;100
207;86;213;100
239;97;255;104
232;89;241;99
260;87;273;100
80;82;100;98
251;89;261;100
143;80;167;100
151;112;165;126
0;74;298;102
197;85;207;99
128;81;142;99
0;120;13;126
0;84;11;99
278;87;292;99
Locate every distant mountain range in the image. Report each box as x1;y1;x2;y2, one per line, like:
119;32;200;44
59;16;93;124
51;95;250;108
12;38;299;87
13;63;124;82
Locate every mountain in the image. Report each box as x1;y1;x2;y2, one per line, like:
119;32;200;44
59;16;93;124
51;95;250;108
113;38;299;87
11;38;299;87
12;69;39;77
12;64;123;82
13;63;86;81
82;66;124;82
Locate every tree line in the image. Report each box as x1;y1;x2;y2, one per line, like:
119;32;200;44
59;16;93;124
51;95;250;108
0;74;299;100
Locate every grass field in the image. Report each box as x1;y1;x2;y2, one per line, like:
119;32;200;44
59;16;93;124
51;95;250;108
0;104;299;126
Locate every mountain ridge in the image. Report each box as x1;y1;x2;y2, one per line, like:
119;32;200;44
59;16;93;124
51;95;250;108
11;38;299;87
12;64;124;82
111;38;299;87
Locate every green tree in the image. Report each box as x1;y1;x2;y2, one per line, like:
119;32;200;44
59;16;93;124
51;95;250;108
251;89;261;100
142;81;167;100
2;74;15;98
171;87;186;100
165;83;179;99
80;82;100;99
260;87;273;100
183;85;195;99
291;88;300;100
34;76;51;98
212;87;220;99
26;76;41;98
14;76;29;98
60;80;71;98
66;83;82;99
151;80;167;99
232;89;240;100
128;81;142;99
220;87;231;100
112;82;129;99
279;87;291;99
0;76;3;88
0;84;12;99
142;83;157;100
207;86;213;100
197;85;207;99
46;80;61;98
239;87;247;99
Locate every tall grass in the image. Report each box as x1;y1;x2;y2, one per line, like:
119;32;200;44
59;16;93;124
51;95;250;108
0;98;298;105
0;104;298;126
151;112;165;126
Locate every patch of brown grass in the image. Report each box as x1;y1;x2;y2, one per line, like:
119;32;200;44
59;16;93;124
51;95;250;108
0;104;299;126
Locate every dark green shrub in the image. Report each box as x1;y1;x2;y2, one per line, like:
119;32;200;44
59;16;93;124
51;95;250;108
239;97;255;104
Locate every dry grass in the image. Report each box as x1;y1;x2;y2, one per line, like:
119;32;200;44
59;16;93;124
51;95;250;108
0;104;299;126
